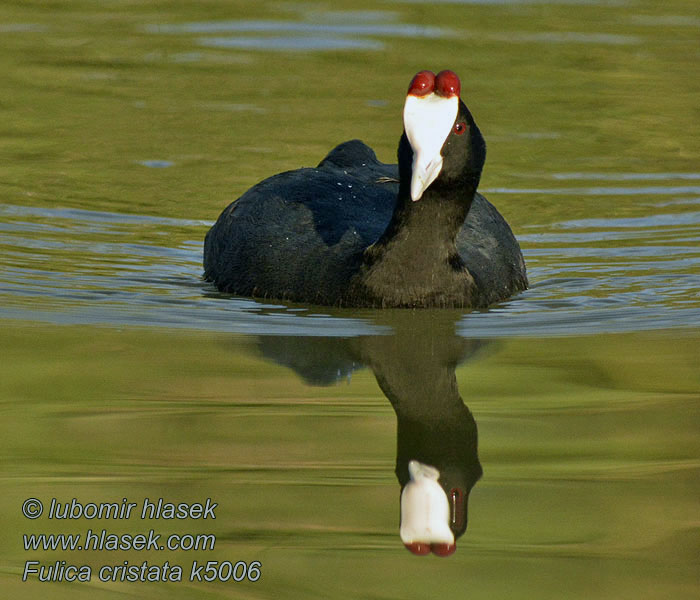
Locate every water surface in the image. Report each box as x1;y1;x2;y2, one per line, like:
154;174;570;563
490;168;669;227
1;0;698;598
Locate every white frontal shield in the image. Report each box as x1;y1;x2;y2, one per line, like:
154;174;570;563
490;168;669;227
403;94;458;201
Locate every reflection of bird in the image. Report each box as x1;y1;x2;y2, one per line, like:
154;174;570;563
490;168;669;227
355;319;482;557
400;461;458;556
204;70;527;308
255;310;484;556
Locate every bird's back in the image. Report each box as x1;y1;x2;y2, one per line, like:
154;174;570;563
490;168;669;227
203;141;397;304
204;140;527;306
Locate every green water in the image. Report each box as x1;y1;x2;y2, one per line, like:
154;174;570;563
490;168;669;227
1;0;699;598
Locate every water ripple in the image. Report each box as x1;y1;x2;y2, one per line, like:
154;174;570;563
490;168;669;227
146;17;452;53
147;21;449;38
198;36;385;52
2;197;699;337
485;186;700;196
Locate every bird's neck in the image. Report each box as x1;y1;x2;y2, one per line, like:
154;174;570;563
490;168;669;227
353;184;477;307
376;129;479;263
385;182;474;252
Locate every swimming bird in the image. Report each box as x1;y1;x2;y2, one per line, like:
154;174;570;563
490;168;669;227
204;70;527;308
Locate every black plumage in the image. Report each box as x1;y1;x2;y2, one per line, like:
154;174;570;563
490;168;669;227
204;97;527;308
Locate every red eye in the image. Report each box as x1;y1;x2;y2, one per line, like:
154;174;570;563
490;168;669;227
453;123;466;135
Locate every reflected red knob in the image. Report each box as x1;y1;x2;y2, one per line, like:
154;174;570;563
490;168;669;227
404;542;432;555
431;542;456;557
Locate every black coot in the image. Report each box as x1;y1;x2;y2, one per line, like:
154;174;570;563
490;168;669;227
204;70;527;308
